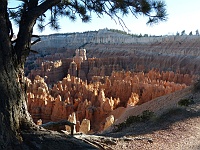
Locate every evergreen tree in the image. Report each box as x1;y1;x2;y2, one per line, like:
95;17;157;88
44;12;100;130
0;0;167;149
181;30;186;36
196;29;199;36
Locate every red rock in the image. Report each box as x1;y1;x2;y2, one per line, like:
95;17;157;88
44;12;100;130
26;64;196;133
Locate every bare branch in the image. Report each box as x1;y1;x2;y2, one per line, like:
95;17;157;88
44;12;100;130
31;37;41;46
30;49;38;54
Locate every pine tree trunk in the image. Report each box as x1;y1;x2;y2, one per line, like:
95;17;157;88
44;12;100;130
0;1;33;149
0;1;97;149
0;57;33;149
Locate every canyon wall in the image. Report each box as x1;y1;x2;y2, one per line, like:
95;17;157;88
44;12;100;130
30;29;200;68
25;29;200;133
27;50;200;85
27;29;200;85
32;29;200;52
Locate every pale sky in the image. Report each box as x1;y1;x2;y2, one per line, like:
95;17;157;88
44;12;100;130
8;0;200;36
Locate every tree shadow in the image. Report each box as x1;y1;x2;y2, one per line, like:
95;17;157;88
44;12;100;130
21;129;98;150
100;107;200;138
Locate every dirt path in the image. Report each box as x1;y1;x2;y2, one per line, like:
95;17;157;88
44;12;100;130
76;113;200;150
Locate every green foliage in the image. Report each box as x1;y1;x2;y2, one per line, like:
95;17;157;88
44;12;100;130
113;110;154;132
109;29;129;35
8;0;167;32
178;98;194;107
181;30;186;36
140;110;155;120
108;29;151;38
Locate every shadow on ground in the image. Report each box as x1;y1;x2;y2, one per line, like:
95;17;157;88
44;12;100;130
101;106;200;138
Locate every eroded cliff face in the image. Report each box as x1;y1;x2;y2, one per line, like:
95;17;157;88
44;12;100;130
27;51;200;86
27;30;200;85
26;68;195;133
25;29;200;133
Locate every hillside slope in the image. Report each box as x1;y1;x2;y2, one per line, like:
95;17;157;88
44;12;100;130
109;86;199;149
30;29;200;76
78;87;200;150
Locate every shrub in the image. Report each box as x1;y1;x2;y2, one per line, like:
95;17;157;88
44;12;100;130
141;110;155;120
113;110;154;132
178;98;194;107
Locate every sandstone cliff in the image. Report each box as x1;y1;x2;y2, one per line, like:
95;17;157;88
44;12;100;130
25;29;200;133
27;29;200;85
27;68;195;133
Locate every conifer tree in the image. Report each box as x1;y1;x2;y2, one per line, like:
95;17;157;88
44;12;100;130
0;0;167;149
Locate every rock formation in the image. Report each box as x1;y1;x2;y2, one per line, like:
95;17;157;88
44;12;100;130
79;119;90;134
24;30;200;133
26;30;200;86
26;67;195;132
65;112;77;134
104;115;115;130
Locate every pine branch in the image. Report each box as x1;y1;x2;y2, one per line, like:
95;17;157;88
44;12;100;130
31;35;41;46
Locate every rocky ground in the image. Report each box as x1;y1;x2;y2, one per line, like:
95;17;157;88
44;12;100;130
74;89;200;150
20;87;200;150
21;129;96;150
